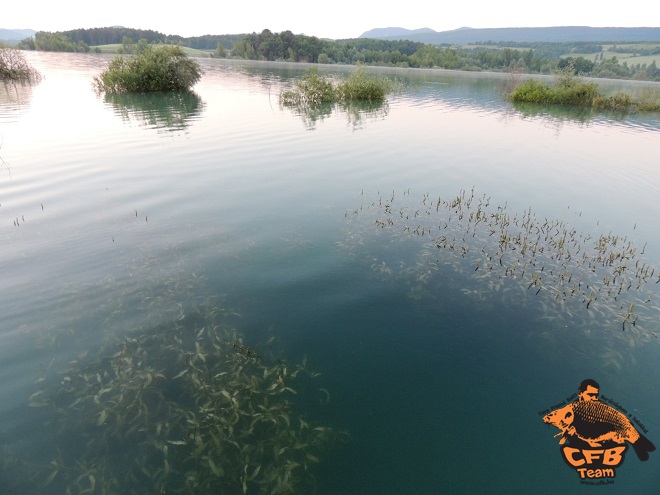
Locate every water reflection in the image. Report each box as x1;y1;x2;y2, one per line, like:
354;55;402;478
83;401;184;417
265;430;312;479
280;98;390;130
0;80;37;123
504;100;660;135
513;100;621;123
102;90;205;133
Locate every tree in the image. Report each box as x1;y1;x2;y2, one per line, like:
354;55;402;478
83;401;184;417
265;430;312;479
214;42;226;58
136;39;149;53
32;31;90;52
231;39;256;59
558;56;595;75
120;36;136;54
17;37;35;50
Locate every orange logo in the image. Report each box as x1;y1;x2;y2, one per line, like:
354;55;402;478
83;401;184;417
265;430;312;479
541;379;655;484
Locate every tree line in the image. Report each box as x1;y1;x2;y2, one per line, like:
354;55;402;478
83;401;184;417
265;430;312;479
17;27;242;52
233;30;658;81
16;27;660;81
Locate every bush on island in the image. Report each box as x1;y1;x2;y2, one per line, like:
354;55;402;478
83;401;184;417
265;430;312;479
279;68;336;105
509;71;600;106
508;69;660;112
336;66;396;102
93;45;202;93
0;47;42;82
280;66;398;106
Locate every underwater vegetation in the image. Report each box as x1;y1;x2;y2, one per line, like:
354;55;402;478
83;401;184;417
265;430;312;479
341;188;660;363
24;299;344;494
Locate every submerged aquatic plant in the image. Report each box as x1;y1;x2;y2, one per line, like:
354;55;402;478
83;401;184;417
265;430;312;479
30;304;344;494
342;188;660;351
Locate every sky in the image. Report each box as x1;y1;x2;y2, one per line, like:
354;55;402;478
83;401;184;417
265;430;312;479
4;0;657;40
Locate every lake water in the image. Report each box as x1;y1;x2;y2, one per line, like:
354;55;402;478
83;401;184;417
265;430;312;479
1;52;659;494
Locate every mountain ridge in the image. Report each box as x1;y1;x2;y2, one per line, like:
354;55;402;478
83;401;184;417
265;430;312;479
0;28;36;42
359;26;660;44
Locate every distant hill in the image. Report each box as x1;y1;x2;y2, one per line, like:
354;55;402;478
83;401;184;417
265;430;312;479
0;28;36;43
360;26;660;44
360;27;436;38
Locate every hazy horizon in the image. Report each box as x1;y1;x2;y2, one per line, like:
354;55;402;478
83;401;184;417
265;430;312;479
3;24;659;42
4;0;658;40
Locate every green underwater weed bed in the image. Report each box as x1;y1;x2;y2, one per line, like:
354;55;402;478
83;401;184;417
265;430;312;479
509;71;660;113
341;188;660;368
25;302;345;494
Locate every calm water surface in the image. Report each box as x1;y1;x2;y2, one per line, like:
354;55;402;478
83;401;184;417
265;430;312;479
1;52;659;494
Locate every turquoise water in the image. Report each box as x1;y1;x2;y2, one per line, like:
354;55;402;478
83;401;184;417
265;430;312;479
1;53;659;494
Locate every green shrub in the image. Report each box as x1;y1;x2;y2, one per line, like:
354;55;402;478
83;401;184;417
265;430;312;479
508;80;553;104
592;92;636;112
633;88;660;112
336;66;395;102
0;47;41;82
509;74;660;114
93;45;202;93
509;74;599;107
552;71;600;105
279;66;398;107
279;68;336;105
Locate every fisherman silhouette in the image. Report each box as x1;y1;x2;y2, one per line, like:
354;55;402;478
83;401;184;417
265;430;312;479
577;378;600;402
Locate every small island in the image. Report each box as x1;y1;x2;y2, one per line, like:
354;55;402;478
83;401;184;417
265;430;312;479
93;45;202;93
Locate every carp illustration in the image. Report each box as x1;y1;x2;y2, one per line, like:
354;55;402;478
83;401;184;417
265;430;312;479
543;400;656;461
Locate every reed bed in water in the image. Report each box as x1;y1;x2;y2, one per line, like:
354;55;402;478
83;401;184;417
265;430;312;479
341;188;660;359
26;302;344;494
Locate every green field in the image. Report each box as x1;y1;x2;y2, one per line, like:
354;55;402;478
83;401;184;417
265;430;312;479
465;42;658;67
94;44;214;57
562;43;659;66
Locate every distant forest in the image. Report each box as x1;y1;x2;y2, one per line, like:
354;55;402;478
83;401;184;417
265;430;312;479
15;27;660;81
16;27;243;52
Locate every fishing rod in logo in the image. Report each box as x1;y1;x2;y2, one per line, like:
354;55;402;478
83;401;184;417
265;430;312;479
541;379;655;483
